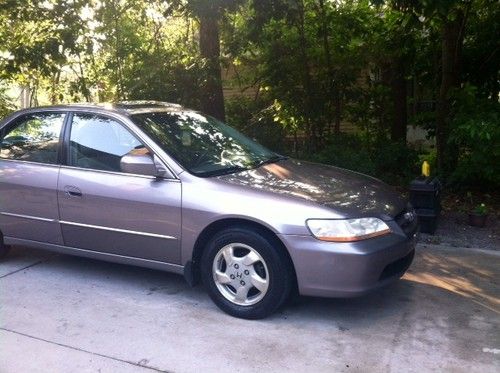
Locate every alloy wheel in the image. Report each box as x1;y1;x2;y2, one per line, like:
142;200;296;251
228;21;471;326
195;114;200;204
212;243;269;306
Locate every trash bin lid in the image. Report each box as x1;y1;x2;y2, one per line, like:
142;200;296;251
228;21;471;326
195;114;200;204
410;177;441;192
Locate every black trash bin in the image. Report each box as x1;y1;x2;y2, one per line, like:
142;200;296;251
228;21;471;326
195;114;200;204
415;208;438;234
409;177;441;234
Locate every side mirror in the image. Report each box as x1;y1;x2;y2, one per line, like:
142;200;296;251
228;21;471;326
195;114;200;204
120;152;172;178
120;153;157;176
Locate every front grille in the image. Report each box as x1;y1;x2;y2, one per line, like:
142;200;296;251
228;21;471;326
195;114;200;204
379;249;415;281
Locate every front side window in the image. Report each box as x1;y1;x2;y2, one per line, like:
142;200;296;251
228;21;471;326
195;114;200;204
69;113;144;173
0;112;65;164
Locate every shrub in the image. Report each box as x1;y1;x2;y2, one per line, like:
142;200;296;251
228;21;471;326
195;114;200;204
448;89;500;190
226;96;286;153
371;139;420;185
309;133;420;186
311;133;376;176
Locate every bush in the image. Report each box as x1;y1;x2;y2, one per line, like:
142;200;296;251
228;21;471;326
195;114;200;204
448;94;500;190
226;96;286;153
309;133;419;185
311;133;376;175
450;101;500;190
371;139;420;185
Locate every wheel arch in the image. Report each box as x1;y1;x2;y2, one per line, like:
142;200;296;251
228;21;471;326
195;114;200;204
184;218;297;290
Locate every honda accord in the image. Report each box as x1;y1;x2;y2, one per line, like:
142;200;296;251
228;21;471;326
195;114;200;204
0;101;418;319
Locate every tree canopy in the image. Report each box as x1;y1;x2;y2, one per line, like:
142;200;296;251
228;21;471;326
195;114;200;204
0;0;498;189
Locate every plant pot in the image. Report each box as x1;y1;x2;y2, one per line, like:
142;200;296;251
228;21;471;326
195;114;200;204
468;213;488;227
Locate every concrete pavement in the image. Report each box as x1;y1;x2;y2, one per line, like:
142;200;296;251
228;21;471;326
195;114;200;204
0;244;499;373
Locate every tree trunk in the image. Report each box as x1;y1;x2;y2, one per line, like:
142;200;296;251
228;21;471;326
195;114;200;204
78;54;91;102
296;0;316;151
50;70;61;104
436;9;466;177
334;90;341;134
390;57;407;143
199;14;225;121
318;0;339;135
112;0;124;100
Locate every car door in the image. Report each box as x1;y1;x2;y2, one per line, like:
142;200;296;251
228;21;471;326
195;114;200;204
57;112;182;263
0;111;66;245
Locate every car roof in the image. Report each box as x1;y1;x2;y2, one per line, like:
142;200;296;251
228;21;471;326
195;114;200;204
112;101;184;114
6;101;186;117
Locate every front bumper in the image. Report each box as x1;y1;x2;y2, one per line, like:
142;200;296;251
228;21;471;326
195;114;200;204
278;219;418;298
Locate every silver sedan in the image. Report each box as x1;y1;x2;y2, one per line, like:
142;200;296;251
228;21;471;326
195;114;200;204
0;102;418;319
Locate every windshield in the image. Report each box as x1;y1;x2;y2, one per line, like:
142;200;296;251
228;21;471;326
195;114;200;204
131;111;283;177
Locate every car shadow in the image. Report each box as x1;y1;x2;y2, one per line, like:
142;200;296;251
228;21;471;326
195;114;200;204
275;247;499;329
6;245;499;327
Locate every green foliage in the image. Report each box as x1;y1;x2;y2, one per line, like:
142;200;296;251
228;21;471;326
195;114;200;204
226;96;286;153
0;85;14;119
347;83;393;139
462;0;500;99
0;0;497;192
371;139;420;184
473;203;488;216
309;132;419;185
448;87;500;190
310;133;376;176
0;0;211;105
227;0;377;149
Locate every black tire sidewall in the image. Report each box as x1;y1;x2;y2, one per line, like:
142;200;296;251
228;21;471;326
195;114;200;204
201;227;291;319
0;241;10;261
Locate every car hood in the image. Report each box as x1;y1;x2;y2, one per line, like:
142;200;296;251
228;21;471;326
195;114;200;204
217;159;406;219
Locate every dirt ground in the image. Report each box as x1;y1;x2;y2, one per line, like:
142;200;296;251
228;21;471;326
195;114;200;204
419;209;499;251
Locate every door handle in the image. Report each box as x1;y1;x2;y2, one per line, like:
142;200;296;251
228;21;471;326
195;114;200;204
64;186;82;197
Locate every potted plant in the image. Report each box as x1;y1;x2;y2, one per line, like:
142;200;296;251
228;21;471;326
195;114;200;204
468;203;488;227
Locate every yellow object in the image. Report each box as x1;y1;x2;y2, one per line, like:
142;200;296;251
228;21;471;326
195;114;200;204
422;161;430;177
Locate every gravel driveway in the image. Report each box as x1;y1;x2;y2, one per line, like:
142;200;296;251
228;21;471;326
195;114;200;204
420;210;499;251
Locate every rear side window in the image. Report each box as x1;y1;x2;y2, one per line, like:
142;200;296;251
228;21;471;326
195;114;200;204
0;113;65;164
69;113;144;172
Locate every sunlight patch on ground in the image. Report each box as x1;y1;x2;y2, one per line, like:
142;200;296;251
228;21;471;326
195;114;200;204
404;250;500;314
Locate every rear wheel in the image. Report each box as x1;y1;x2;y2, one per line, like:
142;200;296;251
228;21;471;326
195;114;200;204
201;227;292;319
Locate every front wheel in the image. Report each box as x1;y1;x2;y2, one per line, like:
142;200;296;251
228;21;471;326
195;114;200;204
0;236;11;261
201;227;293;319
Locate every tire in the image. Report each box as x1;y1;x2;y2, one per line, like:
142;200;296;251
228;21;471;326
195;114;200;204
201;227;293;319
0;235;11;261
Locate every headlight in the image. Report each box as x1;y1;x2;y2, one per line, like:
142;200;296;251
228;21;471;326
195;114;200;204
306;218;391;242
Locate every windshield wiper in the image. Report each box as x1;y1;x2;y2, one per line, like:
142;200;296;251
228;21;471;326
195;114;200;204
196;155;288;177
198;165;249;177
253;155;288;169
